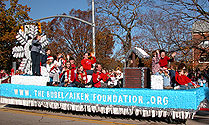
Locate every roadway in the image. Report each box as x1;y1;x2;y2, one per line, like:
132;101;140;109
0;104;208;125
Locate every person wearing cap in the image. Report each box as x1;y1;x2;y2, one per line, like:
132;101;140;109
46;56;54;72
31;34;42;76
49;60;60;86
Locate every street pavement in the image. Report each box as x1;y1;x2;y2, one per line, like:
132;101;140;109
0;104;208;125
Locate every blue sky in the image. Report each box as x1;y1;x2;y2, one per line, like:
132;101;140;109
18;0;90;20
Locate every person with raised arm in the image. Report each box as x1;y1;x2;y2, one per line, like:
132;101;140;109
81;52;96;71
159;50;176;69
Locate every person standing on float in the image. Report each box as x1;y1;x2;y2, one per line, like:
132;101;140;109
81;52;96;71
159;50;176;69
152;50;161;74
81;52;96;83
31;34;42;76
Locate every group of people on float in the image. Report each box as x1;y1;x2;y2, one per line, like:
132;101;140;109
31;48;123;88
24;34;122;88
152;49;208;89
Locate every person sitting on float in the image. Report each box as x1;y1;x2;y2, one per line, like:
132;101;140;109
163;69;171;89
175;63;199;90
59;61;75;87
92;64;107;88
168;62;177;87
75;65;88;88
107;73;118;88
159;50;176;69
48;59;60;86
68;56;76;78
46;56;54;72
101;68;109;82
56;53;65;71
40;48;51;76
156;68;164;76
115;70;123;88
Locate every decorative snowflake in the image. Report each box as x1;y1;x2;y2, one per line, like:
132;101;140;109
12;25;49;74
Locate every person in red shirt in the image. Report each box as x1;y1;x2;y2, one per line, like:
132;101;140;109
59;61;75;87
101;68;109;82
81;52;96;71
92;64;107;88
75;65;88;88
159;50;176;69
175;63;198;89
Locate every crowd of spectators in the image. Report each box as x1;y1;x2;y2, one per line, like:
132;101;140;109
152;49;209;90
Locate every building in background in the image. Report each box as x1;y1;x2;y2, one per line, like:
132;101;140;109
192;21;209;70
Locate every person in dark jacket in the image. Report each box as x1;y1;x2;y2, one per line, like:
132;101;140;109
41;48;51;67
31;34;42;76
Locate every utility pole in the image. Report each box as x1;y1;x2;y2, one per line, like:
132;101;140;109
92;0;96;56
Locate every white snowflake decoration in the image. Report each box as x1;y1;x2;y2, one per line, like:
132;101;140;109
12;25;49;75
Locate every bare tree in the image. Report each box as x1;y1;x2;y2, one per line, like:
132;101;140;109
133;9;193;62
153;0;209;23
93;0;147;54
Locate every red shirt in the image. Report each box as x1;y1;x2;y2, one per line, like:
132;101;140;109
159;56;173;68
76;71;87;84
81;57;96;70
92;71;103;88
175;71;195;86
59;69;75;82
101;73;109;82
71;64;76;76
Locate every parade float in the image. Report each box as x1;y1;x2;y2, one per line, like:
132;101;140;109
0;25;209;123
